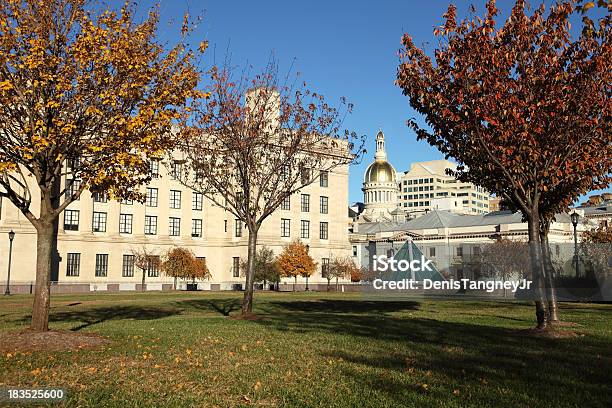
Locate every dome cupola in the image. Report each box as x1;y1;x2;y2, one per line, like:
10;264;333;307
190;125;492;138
362;129;400;220
364;129;396;183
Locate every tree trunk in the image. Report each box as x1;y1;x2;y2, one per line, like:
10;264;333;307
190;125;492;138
174;276;177;290
540;228;559;323
141;268;146;292
527;212;547;329
30;222;54;332
242;226;259;315
327;278;331;292
335;276;339;292
293;276;297;292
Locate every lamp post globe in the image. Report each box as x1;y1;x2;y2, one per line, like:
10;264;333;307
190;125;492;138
570;211;579;227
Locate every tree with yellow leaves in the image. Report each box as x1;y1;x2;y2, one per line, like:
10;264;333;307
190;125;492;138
0;0;202;331
162;247;211;289
276;241;317;291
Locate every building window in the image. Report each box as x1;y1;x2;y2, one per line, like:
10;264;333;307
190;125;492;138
429;247;436;257
169;190;182;209
92;211;107;232
320;196;328;214
235;219;243;237
192;219;203;238
119;213;133;234
95;254;109;277
64;179;81;200
281;196;291;210
147;256;160;277
122;255;135;277
281;218;291;237
352;246;357;256
300;220;310;239
170;161;182;180
224;220;228;233
300;167;310;184
169;217;181;236
66;253;80;276
301;194;310;212
321;258;330;278
473;246;481;256
319;222;329;240
144;215;157;235
92;191;107;203
121;198;133;205
66;156;81;173
456;247;463;257
146;187;158;207
232;257;240;278
149;159;160;178
192;192;203;211
64;210;80;231
320;170;329;187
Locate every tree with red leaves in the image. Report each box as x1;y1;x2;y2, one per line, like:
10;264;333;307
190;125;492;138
397;0;611;328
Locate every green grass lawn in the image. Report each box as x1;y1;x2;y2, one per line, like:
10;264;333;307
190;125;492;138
0;292;610;407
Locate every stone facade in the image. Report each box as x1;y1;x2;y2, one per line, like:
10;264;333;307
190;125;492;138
0;158;351;292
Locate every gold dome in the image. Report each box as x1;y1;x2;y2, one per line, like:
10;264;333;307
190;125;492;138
365;161;396;183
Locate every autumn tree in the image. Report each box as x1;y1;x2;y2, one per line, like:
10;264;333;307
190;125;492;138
240;246;280;289
0;0;201;331
327;256;358;291
132;246;161;292
276;241;317;291
161;247;210;289
396;0;611;328
181;60;363;314
351;267;367;283
581;225;612;279
162;247;193;289
190;257;212;283
481;239;531;298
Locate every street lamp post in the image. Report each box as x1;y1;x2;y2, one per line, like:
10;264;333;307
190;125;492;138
5;230;15;295
570;212;580;278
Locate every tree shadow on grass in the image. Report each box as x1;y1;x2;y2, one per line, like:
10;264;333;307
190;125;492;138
266;299;420;314
253;299;612;408
176;298;242;316
28;306;182;331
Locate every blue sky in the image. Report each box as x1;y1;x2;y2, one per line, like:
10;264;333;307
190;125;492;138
127;0;609;206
